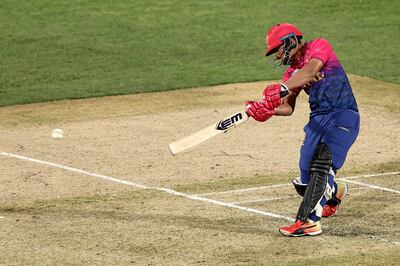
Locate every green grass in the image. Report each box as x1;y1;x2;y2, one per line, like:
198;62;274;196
1;0;399;106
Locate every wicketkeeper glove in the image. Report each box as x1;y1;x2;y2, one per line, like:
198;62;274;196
262;83;289;108
245;100;276;122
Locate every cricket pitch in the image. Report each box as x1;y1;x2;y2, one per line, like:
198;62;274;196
0;75;399;265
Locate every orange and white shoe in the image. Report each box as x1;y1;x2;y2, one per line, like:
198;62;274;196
279;219;322;237
322;181;348;218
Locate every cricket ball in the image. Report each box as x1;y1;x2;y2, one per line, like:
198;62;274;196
52;128;64;139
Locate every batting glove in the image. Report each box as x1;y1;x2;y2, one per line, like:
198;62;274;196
262;83;289;108
246;100;276;122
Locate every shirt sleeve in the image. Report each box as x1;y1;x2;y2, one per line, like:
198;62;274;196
308;38;333;65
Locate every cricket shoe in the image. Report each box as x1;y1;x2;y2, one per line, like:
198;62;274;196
279;219;322;237
322;181;348;218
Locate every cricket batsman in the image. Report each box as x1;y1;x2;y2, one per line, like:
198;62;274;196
246;23;360;236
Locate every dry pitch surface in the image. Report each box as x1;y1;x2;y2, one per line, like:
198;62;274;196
0;75;399;265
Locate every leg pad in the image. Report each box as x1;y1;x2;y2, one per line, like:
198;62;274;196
296;143;332;221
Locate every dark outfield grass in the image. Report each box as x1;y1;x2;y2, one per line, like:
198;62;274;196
1;0;399;106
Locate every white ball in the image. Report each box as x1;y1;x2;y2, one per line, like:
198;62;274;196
52;128;64;139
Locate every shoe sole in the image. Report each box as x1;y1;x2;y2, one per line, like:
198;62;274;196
279;229;322;237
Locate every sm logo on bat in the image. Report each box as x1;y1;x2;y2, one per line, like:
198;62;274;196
216;113;243;131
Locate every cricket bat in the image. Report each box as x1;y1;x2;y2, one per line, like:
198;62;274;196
168;110;249;155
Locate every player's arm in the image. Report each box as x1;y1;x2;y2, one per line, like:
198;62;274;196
262;58;324;108
283;58;323;90
274;89;300;116
246;59;322;121
274;59;322;116
246;86;299;121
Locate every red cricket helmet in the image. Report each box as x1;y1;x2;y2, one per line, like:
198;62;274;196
264;23;302;56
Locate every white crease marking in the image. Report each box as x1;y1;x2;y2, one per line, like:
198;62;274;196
2;151;399;245
344;171;400;180
0;151;294;222
194;183;291;197
339;178;400;194
230;186;372;205
348;187;373;191
158;188;294;222
230;195;298;205
194;172;400;196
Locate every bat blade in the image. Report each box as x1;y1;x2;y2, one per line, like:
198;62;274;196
168;110;249;155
